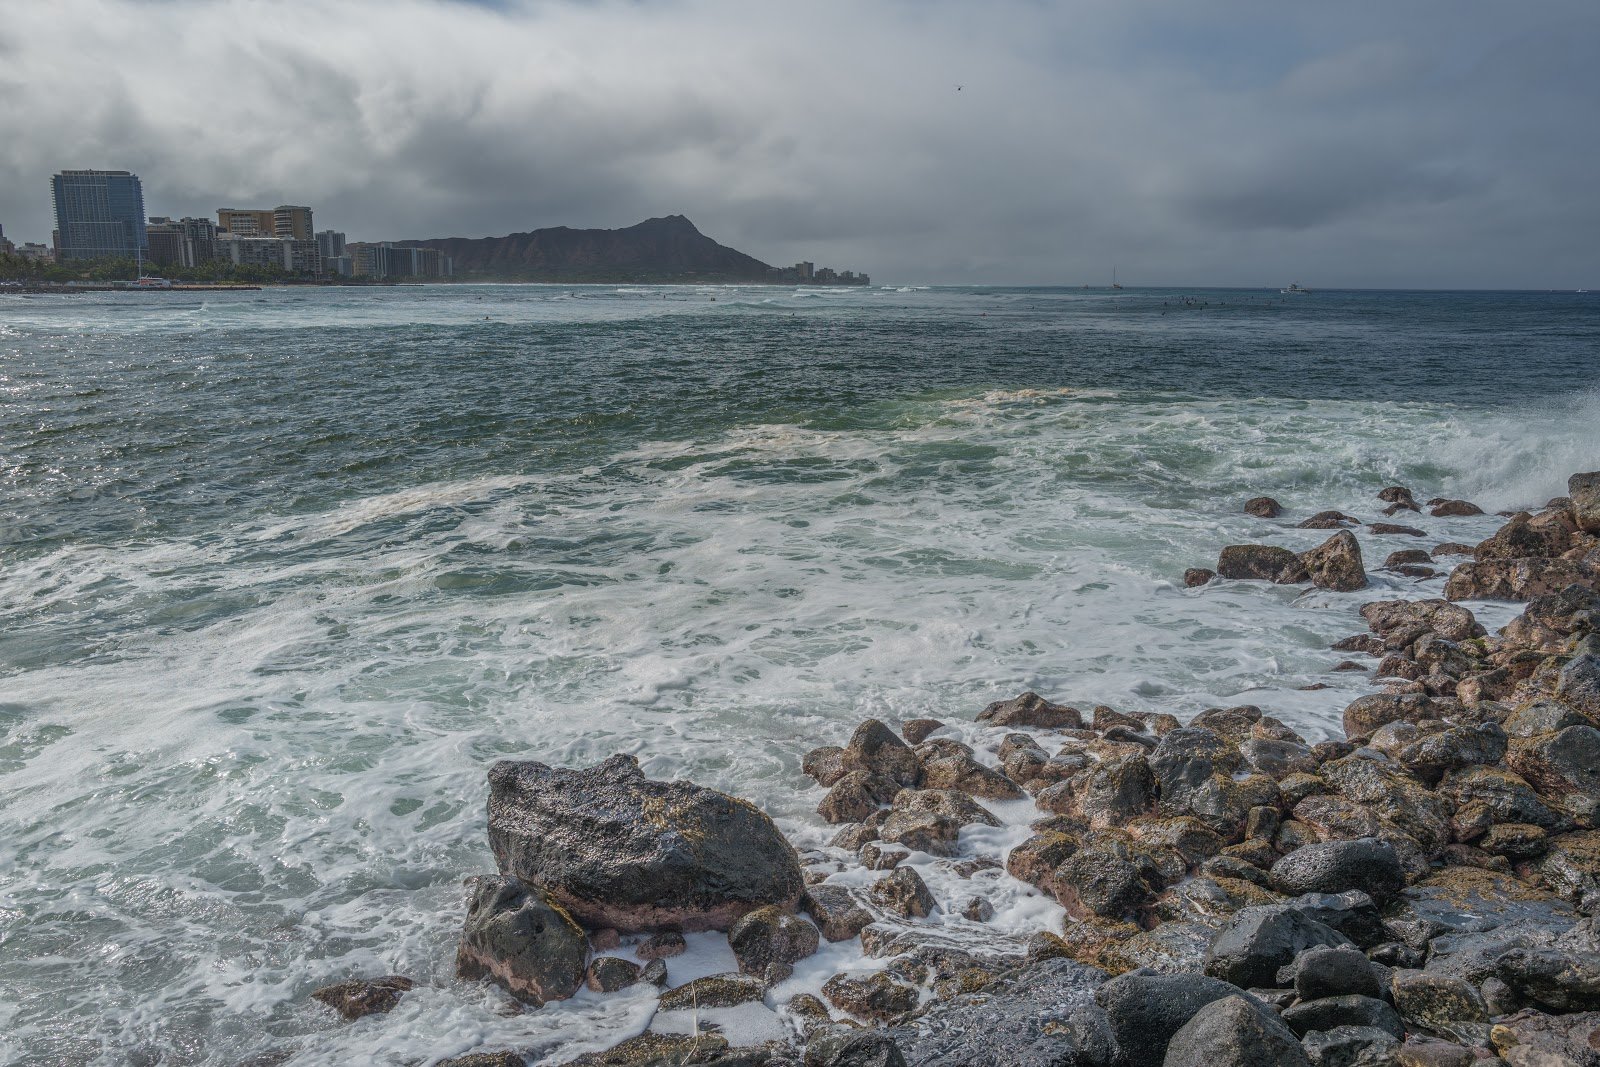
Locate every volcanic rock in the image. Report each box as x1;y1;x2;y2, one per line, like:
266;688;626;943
1204;905;1352;989
455;875;589;1006
1571;471;1600;534
728;905;820;981
485;754;804;932
1280;995;1403;1039
1430;499;1483;517
1094;972;1244;1067
311;975;414;1020
1162;995;1312;1067
1269;839;1405;906
978;691;1084;729
1218;544;1310;583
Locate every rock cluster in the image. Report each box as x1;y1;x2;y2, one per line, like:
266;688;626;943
342;470;1600;1066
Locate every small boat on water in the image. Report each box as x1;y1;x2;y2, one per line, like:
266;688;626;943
1281;282;1311;294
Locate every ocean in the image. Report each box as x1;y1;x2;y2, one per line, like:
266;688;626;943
1;283;1596;1064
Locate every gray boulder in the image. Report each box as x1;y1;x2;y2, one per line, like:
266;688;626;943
1094;971;1244;1067
486;754;804;932
1280;995;1403;1039
1205;905;1353;989
1298;1025;1398;1067
1162;995;1312;1067
1217;545;1310;584
1269;840;1406;905
1278;945;1381;1000
455;876;589;1006
804;1030;908;1067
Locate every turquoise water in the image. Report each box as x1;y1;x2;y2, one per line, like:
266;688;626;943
0;284;1596;1064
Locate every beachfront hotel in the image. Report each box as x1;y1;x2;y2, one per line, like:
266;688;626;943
50;170;148;261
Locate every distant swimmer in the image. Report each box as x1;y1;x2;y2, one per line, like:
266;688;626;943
956;85;964;91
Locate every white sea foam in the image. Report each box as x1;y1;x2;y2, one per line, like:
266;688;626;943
0;370;1588;1063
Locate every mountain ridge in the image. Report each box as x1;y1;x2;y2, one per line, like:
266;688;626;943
401;215;785;282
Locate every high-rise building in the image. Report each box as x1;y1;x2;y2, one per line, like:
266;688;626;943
0;223;13;255
315;229;346;260
216;234;322;274
51;170;148;261
145;218;185;267
273;206;313;241
346;242;452;279
216;208;274;236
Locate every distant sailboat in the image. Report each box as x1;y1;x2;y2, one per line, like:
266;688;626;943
1112;265;1123;290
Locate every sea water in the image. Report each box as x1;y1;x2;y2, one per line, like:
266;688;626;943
0;284;1596;1064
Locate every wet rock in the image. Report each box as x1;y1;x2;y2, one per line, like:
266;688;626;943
819;771;902;824
1163;994;1312;1067
1392;722;1507;785
1247;496;1285;518
1288;892;1388;951
1218;544;1311;584
840;719;923;788
1361;599;1484;645
1444;557;1600;601
1128;816;1227;869
1507;725;1600;828
1430;500;1483;517
1319;755;1453;854
657;972;766;1011
1153;875;1284;927
1494;945;1600;1012
1299;1026;1399;1067
889;957;1113;1067
1300;511;1362;530
830;811;888;852
1006;829;1081;891
1380;487;1417;505
1570;471;1600;534
638;931;687;959
642;959;669;987
1381;867;1577;952
1093;972;1243;1067
456;876;589;1006
1270;840;1406;906
873;866;936;919
310;975;414;1020
1480;822;1548;860
1489;1008;1600;1065
1280;945;1382;1000
1149;728;1242;810
1205;905;1353;989
804;746;850;788
585;956;642;993
960;896;994;922
803;1030;908;1067
1341;693;1462;739
1501;585;1600;653
879;788;998;855
803;885;874;942
1281;995;1403;1040
917;748;1022;800
436;1052;524;1067
1385;549;1435;569
860;842;908;870
486;755;804;932
1439;766;1563;831
1559;654;1600;717
1053;838;1164;922
1389;970;1488;1029
729;905;820;981
1395;1036;1476;1067
1185;568;1217;587
1475;511;1576;562
978;691;1084;729
565;1034;731;1067
1371;523;1426;537
900;719;945;746
1538;829;1600;911
822;972;919;1022
1074;753;1157;828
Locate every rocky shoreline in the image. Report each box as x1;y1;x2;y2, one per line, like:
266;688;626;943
317;470;1600;1066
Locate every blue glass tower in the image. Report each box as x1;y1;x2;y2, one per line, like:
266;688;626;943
51;170;148;261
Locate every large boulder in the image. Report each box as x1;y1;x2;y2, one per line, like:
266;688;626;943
1300;531;1368;592
1559;655;1600;717
1162;995;1312;1067
1217;545;1309;584
1269;840;1405;906
1507;726;1600;828
978;691;1084;729
455;876;590;1006
1204;905;1351;989
486;754;804;932
1445;557;1600;601
728;905;820;981
1360;599;1482;645
1094;972;1243;1067
1572;471;1600;534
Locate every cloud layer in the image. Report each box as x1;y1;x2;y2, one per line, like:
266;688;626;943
1;0;1596;286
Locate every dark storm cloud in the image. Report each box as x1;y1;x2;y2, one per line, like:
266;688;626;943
1;0;1597;287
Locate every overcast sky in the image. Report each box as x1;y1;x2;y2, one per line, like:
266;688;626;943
1;0;1596;287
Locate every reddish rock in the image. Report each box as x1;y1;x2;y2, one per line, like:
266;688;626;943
1571;471;1600;534
1300;530;1368;592
1431;499;1484;517
311;975;414;1020
1245;496;1284;518
1183;567;1216;587
1217;544;1310;583
1299;510;1362;529
1444;558;1600;601
977;691;1084;729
